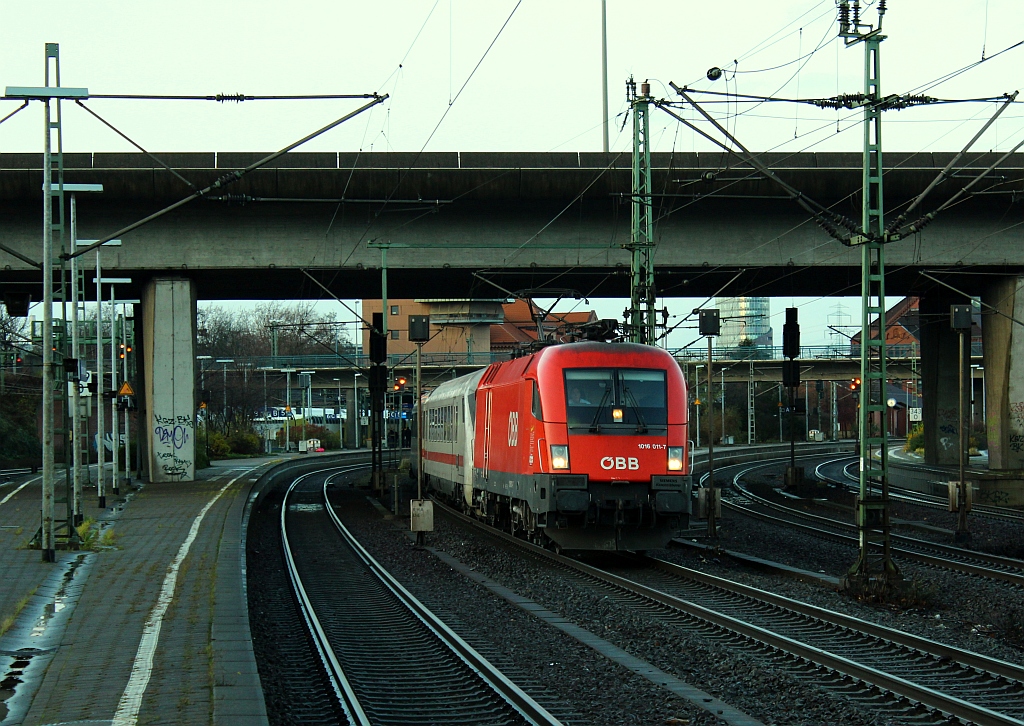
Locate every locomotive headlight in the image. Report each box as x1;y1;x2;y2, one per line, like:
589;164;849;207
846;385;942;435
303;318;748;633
612;408;623;422
667;447;683;471
550;444;570;470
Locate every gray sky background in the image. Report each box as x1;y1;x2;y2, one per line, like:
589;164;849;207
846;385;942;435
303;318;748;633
3;1;1022;346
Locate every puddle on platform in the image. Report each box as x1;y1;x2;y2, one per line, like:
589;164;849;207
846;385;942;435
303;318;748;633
0;552;94;726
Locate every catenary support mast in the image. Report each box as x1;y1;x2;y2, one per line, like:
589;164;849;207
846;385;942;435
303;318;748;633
839;1;900;588
626;78;656;345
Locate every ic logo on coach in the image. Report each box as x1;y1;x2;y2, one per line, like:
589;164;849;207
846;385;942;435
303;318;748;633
600;456;639;470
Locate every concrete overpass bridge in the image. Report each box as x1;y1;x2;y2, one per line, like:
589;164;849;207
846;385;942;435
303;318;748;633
1;151;1021;490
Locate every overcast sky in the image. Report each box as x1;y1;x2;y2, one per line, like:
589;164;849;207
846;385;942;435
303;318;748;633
3;1;1022;346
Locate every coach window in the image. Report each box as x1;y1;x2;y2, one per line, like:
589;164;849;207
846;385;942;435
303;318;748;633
390;329;400;339
390;305;399;315
530;380;543;420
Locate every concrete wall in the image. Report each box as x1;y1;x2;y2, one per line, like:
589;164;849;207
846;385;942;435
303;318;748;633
982;276;1024;471
142;278;197;482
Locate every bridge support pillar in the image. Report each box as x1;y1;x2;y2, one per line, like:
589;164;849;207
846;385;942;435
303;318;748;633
982;276;1024;472
141;277;197;482
920;287;961;465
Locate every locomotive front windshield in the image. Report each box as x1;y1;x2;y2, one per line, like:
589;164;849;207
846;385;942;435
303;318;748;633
564;368;667;432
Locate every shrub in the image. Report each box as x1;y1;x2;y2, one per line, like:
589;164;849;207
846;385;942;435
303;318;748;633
227;431;261;456
206;430;231;457
904;424;924;453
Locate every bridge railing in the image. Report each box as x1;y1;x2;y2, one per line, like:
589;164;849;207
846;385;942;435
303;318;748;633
226;341;982;372
239;351;509;370
670;342;980;362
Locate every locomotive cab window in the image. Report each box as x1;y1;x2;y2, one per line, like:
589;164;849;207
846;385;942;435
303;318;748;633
565;368;667;432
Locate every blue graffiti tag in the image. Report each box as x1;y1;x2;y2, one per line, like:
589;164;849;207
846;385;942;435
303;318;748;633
155;425;190;450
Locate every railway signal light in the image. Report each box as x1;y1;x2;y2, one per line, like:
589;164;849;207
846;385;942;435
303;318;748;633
783;307;800;359
393;376;407;392
850;377;861;391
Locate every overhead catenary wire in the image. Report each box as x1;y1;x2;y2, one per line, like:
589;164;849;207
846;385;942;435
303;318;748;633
340;0;523;259
65;94;387;262
74;100;197;190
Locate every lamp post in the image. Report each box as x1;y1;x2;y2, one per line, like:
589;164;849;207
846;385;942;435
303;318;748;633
67;184;104;525
82;239;121;509
216;359;234;429
353;372;363;449
94;275;131;494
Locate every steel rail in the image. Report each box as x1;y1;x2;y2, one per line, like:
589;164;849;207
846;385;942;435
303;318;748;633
320;476;562;726
434;499;1024;726
833;457;1024;524
281;467;370;726
729;459;1024;587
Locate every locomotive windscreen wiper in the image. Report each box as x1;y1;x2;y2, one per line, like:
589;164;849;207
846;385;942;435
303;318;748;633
589;387;612;433
622;386;648;434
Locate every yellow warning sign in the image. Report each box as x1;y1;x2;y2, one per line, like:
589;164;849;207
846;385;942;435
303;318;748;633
118;381;135;397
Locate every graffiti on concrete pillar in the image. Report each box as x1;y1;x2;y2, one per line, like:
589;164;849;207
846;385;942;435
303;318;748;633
1011;401;1024;428
153;413;194;481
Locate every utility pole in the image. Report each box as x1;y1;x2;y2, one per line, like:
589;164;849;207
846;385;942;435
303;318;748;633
625;78;656;345
838;0;901;590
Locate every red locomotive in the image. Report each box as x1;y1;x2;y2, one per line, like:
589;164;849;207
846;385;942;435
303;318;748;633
420;341;691;551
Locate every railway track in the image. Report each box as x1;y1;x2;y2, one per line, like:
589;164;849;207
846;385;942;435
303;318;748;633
727;458;1024;587
282;466;561;726
434;497;1024;726
824;455;1024;525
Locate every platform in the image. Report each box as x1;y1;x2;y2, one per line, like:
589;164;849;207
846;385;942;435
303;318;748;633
0;458;279;726
889;449;1024;506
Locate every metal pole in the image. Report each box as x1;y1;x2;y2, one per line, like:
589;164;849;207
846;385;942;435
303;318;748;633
122;307;131;482
720;368;725;443
778;385;783;441
694;364;701;449
42;94;55;562
69;194;83;524
354;373;361;449
285;370;291;452
96;249;105;508
110;287;119;495
222;363;228;421
601;0;609;153
416;344;423;500
957;327;969;539
706;336;716;539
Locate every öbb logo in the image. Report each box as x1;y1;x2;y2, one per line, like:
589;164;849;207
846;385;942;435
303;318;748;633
600;456;639;470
